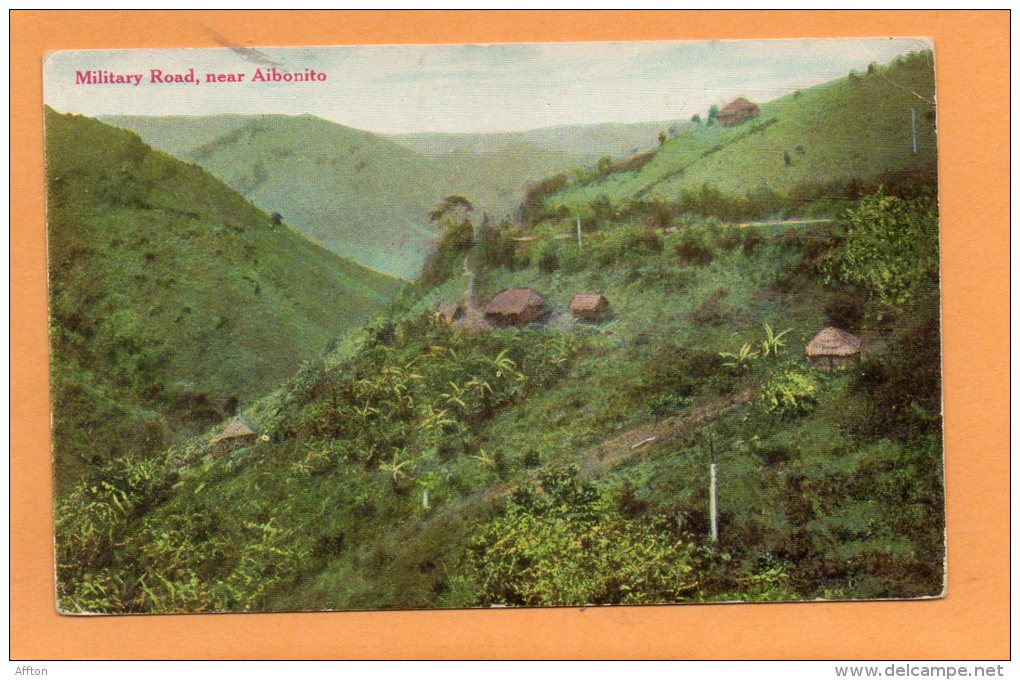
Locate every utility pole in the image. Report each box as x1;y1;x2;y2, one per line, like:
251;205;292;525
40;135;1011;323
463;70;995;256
911;106;918;155
707;431;719;543
576;214;583;251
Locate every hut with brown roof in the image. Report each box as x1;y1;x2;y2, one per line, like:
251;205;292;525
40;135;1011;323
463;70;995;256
806;327;863;370
570;293;610;321
717;98;760;127
436;301;464;324
209;415;257;452
484;287;546;327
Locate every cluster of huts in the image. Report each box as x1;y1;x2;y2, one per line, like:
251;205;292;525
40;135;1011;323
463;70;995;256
205;323;863;453
437;289;864;370
438;288;611;329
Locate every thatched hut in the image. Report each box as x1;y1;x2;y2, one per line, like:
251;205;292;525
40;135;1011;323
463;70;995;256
806;327;863;370
570;293;610;321
209;415;257;452
484;287;546;327
436;301;464;324
717;98;760;127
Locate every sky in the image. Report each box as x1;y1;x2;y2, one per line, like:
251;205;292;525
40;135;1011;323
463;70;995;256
44;38;932;134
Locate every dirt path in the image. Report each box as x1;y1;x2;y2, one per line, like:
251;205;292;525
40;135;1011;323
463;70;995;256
515;218;833;243
393;385;757;548
478;385;756;502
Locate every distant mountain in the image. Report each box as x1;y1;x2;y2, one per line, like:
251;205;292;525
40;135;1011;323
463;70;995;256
390;119;688;158
45;108;400;491
542;52;937;212
103;115;685;279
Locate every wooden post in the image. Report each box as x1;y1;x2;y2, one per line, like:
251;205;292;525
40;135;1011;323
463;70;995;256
708;433;719;542
709;462;718;542
577;215;583;251
911;106;918;154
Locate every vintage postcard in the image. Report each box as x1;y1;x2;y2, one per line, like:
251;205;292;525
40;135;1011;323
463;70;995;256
43;38;942;614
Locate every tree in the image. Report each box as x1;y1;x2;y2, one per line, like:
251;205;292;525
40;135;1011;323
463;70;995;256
429;195;474;223
596;156;612;176
691;113;701;125
270;212;283;226
707;104;720;125
469;465;698;606
658;131;667;146
823;190;939;307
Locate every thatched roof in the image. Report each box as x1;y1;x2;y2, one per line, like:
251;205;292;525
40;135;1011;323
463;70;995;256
485;287;544;316
720;97;758;115
210;415;257;444
570;293;608;312
437;302;463;322
806;327;863;357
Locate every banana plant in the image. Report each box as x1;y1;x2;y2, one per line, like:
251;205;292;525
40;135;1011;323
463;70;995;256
379;450;411;482
719;342;757;373
759;322;793;358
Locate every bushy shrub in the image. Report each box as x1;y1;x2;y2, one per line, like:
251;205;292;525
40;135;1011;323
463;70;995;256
675;230;713;266
534;240;560;273
594;226;663;266
689;287;729;325
823;190;939;307
760;370;818;418
469;465;698;606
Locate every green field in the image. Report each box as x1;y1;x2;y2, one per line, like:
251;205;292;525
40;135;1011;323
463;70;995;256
544;52;936;213
45;109;400;491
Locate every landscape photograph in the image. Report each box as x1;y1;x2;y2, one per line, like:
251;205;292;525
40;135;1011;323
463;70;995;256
43;38;943;614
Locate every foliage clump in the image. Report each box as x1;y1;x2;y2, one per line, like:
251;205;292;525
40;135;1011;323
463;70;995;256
824;190;939;307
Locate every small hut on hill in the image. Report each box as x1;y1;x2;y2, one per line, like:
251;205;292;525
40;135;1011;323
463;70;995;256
209;415;257;452
806;327;863;370
717;98;760;127
570;293;610;321
484;287;546;327
436;301;464;324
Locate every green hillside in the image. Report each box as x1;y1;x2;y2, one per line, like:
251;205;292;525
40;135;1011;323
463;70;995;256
392;119;687;157
105;115;681;279
542;51;936;215
45;108;400;492
53;52;943;614
98;114;250;158
55;185;942;613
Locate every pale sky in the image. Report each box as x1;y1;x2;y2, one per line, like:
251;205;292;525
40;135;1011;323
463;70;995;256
44;38;932;134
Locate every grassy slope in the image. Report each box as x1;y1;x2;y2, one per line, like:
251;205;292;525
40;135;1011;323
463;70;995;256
100;114;251;158
106;115;683;279
546;53;936;209
45;108;400;490
57;216;942;612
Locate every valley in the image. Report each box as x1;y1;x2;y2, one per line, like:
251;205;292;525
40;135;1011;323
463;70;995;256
50;50;943;612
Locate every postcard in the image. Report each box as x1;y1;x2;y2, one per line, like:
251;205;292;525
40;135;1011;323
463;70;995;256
43;38;942;614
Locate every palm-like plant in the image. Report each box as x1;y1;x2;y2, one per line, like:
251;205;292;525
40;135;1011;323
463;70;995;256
439;382;468;410
469;450;496;468
379;450;411;482
419;404;456;432
759;322;794;358
719;342;757;373
490;349;523;380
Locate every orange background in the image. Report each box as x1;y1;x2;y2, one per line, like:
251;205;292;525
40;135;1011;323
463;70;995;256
10;10;1010;659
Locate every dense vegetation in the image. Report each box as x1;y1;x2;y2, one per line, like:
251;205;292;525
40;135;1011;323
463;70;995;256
55;184;942;612
532;50;936;225
45;109;400;492
54;53;944;612
105;115;676;278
